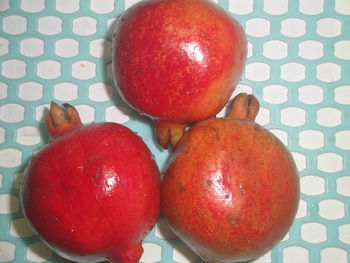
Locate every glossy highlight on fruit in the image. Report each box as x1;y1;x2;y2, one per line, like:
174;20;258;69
21;102;161;263
162;94;300;262
113;0;247;148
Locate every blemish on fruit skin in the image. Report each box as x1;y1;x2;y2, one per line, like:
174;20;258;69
227;214;240;225
239;184;246;195
179;184;185;192
205;180;212;187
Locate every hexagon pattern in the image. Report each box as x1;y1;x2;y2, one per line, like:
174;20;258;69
283;246;309;263
3;15;27;34
298;40;324;60
20;38;44;57
21;0;45;13
0;0;349;262
281;18;306;37
298;85;324;105
300;222;327;244
0;38;9;56
53;82;78;101
317;18;342;37
298;130;324;150
300;175;325;196
263;40;288;60
26;242;52;262
55;0;80;13
229;0;253;15
9;218;35;238
38;16;62;35
55;38;80;58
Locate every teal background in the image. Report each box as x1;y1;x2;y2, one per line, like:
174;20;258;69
0;0;349;262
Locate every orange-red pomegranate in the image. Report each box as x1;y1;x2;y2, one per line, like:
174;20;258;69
162;94;299;262
21;102;161;263
113;0;247;148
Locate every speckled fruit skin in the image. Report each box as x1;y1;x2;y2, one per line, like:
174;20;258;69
162;114;299;262
113;0;247;124
21;120;161;263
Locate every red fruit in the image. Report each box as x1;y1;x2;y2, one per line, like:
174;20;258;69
113;0;247;148
162;94;300;262
21;102;161;263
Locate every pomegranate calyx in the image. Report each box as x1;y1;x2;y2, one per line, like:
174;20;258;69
45;101;83;138
154;120;187;149
227;93;260;121
107;243;143;263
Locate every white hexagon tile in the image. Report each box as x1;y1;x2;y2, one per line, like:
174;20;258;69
0;0;349;263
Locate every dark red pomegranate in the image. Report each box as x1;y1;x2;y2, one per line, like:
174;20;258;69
162;94;300;262
21;102;161;263
113;0;247;148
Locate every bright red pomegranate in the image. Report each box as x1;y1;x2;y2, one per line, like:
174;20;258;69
113;0;247;148
21;102;161;263
162;94;300;262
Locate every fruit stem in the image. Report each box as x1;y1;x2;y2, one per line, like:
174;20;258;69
154;120;187;149
227;93;260;121
45;101;83;138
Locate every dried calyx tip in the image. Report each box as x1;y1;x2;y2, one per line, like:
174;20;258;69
154;120;187;149
49;101;66;127
227;93;260;121
45;101;82;138
62;103;81;122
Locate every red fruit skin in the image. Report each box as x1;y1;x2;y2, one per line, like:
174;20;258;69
21;123;161;263
162;118;300;262
113;0;247;123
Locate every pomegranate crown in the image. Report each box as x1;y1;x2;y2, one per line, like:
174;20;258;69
45;102;83;138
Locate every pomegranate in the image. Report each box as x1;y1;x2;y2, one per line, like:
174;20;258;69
113;0;247;148
21;102;161;263
162;94;300;262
